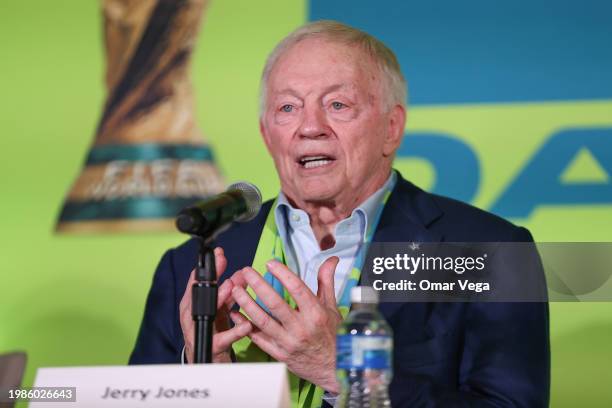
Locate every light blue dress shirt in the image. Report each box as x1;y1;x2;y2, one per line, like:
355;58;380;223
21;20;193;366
274;171;397;299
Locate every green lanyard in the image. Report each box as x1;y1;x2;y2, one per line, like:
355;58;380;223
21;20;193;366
233;186;393;408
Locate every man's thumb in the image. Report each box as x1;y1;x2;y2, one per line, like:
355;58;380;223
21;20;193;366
317;256;339;305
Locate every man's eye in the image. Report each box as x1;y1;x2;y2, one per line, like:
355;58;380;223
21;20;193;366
280;104;294;113
331;101;346;110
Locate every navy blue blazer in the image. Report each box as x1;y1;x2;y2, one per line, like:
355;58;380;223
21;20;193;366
130;175;550;407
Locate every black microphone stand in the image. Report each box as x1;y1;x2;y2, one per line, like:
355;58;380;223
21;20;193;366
192;237;217;364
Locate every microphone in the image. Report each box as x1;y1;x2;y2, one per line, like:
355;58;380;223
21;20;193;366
177;182;261;363
176;181;262;237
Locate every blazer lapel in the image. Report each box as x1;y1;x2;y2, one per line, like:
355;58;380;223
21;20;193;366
371;174;445;320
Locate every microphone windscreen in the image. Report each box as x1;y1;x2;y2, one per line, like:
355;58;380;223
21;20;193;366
228;181;262;222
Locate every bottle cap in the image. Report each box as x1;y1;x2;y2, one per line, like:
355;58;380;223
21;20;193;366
350;286;379;304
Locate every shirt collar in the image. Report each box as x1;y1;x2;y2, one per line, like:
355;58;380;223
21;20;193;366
274;170;397;240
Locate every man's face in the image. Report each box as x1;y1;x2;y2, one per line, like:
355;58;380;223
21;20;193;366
260;38;405;206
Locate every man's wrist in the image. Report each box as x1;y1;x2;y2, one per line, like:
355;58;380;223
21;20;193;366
324;385;340;395
320;376;341;395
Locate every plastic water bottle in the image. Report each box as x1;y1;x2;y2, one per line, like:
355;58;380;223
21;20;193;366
336;286;393;408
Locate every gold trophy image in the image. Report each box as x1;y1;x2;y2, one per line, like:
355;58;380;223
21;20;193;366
56;0;224;233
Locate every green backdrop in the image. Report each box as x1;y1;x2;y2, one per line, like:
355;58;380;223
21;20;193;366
1;1;611;406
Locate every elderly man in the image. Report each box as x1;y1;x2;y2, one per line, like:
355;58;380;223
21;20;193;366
130;21;550;407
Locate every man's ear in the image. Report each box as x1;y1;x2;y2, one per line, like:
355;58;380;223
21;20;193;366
260;118;273;154
383;104;406;156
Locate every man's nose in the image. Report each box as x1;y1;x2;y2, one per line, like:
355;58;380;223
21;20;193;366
297;106;330;139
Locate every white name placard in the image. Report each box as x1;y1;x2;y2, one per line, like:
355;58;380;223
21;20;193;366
31;363;290;407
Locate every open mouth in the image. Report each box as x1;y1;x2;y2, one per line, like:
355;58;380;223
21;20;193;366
298;155;336;169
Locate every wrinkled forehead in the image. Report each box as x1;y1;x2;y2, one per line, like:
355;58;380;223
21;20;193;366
266;38;383;97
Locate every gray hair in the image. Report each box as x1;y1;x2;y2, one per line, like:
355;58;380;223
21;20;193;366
260;20;408;115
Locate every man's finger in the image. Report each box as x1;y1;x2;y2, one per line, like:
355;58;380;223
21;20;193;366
232;286;286;337
215;280;236;333
229;310;249;325
180;269;197;309
241;267;297;328
266;260;317;311
214;247;228;279
230;268;248;289
180;269;197;329
317;256;339;306
248;328;287;362
212;320;252;355
180;299;192;325
217;279;234;309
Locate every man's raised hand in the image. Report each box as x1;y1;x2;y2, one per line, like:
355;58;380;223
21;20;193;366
231;257;342;393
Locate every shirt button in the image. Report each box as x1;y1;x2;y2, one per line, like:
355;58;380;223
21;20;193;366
291;214;300;222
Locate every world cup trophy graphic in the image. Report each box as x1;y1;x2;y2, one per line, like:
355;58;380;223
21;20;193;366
56;0;224;233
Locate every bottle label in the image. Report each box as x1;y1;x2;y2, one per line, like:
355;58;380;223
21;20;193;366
336;335;392;369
